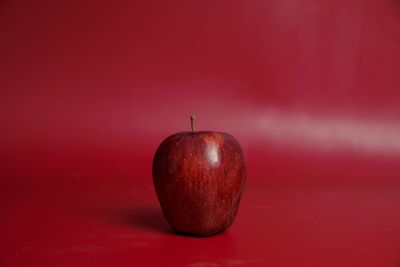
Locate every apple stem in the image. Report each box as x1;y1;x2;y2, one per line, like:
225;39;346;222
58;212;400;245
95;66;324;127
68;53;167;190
190;115;196;132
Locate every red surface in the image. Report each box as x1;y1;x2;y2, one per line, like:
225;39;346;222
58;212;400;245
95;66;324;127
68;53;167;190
1;0;400;266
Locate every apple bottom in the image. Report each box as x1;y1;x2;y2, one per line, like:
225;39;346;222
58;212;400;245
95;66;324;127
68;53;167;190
158;189;243;237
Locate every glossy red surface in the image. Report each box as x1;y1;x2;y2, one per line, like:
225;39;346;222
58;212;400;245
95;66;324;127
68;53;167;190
1;0;400;266
153;131;246;236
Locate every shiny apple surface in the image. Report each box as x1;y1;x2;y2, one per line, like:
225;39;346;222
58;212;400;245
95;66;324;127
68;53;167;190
153;131;247;236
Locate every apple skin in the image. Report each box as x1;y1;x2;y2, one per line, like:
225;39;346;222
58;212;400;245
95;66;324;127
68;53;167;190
152;131;247;236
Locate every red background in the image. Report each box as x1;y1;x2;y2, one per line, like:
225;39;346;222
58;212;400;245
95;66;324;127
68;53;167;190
1;0;400;266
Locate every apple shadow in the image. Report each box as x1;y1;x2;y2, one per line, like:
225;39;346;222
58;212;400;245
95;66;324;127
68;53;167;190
107;206;234;238
108;206;173;234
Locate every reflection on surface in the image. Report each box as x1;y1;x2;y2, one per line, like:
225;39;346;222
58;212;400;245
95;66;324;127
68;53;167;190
205;143;220;167
254;109;400;154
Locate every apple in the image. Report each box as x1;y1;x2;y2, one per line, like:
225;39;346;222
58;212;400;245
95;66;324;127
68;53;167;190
152;115;247;236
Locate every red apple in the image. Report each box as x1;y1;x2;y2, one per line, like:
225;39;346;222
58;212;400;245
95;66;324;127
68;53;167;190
152;116;247;236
